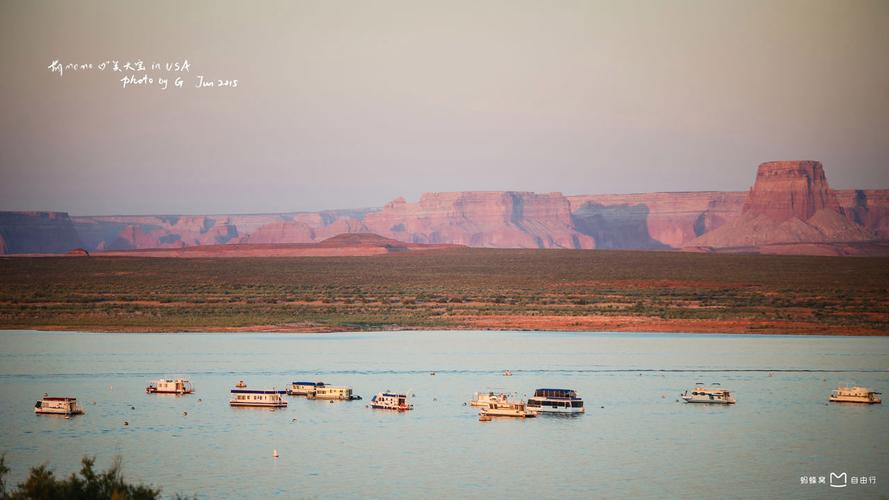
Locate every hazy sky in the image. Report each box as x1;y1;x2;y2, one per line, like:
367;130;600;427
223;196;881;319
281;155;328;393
1;0;887;215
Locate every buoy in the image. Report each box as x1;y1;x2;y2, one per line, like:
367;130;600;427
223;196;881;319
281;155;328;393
600;406;604;409
273;449;279;458
131;406;135;410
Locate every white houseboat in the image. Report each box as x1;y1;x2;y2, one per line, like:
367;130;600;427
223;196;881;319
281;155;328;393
230;388;288;408
35;396;84;416
288;381;326;396
480;400;537;418
527;388;585;414
146;378;193;395
681;383;736;404
470;391;510;407
829;386;881;404
309;385;361;401
370;392;413;411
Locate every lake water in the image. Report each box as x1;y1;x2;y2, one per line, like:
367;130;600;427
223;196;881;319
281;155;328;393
0;330;887;499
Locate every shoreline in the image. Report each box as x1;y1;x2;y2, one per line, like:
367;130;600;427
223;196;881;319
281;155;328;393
3;320;886;336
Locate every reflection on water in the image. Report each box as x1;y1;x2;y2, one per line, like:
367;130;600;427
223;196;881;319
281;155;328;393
0;330;887;499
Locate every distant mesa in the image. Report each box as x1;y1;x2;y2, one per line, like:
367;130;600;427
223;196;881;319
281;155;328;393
742;161;840;222
687;160;876;253
1;160;888;257
86;232;460;257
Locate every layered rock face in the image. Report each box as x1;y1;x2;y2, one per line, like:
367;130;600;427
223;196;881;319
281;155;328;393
361;191;595;249
0;211;83;254
689;161;874;249
742;161;840;221
834;189;889;239
72;214;262;251
568;192;745;249
4;161;887;255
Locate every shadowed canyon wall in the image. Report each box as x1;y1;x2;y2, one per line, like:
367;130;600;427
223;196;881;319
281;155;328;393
2;162;887;255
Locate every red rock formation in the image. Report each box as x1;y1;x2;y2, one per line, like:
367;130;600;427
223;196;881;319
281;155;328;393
8;161;884;255
93;233;459;257
688;161;875;250
568;192;745;248
362;191;595;249
834;189;889;239
742;161;841;222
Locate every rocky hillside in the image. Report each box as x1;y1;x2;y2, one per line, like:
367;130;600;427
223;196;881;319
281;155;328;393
2;161;887;255
0;211;83;254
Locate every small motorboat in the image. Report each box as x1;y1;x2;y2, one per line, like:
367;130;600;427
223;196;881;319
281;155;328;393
502;370;512;377
480;401;537;418
470;391;509;407
681;383;736;404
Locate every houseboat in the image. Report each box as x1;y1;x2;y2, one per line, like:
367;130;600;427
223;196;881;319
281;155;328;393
370;392;413;411
308;385;361;401
480;400;537;418
288;381;326;396
146;378;193;395
470;391;510;407
681;383;736;404
35;396;84;416
829;386;881;404
527;388;585;414
230;388;288;408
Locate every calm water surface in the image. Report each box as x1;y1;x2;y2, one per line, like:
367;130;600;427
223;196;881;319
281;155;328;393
0;330;887;499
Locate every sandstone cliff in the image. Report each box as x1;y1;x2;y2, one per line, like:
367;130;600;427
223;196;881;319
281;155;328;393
688;161;874;249
568;191;746;249
360;192;595;249
0;211;83;254
5;161;887;255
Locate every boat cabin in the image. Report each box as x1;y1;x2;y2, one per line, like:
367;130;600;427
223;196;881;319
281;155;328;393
35;396;84;415
146;378;193;394
288;381;326;396
311;385;357;400
230;389;288;407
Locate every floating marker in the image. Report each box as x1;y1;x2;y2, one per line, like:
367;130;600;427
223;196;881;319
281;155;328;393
273;449;279;458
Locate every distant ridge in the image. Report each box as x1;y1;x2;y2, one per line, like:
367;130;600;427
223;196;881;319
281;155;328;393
83;232;460;257
2;161;888;256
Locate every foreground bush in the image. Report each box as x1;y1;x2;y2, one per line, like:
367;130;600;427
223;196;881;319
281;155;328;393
0;455;161;500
